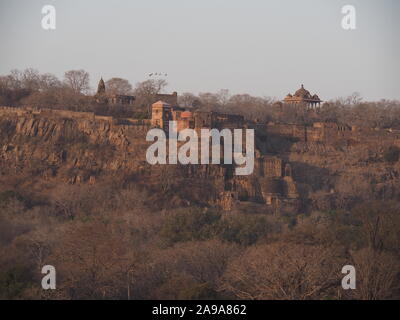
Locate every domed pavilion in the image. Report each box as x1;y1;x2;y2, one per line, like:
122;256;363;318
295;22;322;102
283;84;322;108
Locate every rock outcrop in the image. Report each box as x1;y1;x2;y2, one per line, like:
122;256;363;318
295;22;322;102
3;106;399;213
0;107;301;211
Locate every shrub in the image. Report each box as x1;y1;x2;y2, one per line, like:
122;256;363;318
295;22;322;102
217;214;271;246
179;282;221;300
0;264;34;299
160;208;220;245
0;190;26;208
383;146;400;163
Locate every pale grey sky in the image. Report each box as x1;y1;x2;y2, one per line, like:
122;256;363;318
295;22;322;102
0;0;399;101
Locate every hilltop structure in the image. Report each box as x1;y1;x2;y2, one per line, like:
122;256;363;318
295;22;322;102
283;84;322;108
95;77;136;105
151;100;244;133
94;78;179;107
155;92;178;107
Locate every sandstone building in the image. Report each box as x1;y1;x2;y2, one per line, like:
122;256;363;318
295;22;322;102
150;100;244;134
283;84;322;108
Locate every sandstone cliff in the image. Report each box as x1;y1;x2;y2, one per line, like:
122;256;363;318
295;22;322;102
0;107;299;211
1;106;399;213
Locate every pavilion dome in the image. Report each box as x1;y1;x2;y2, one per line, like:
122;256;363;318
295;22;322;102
294;84;311;98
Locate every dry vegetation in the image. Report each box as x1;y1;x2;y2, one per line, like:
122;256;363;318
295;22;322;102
1;180;399;300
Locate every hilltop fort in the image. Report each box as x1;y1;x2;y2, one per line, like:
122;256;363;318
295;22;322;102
1;84;400;213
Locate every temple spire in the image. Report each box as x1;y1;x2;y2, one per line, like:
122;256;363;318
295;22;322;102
97;77;106;95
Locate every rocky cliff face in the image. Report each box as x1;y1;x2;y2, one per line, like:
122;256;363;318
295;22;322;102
3;106;398;213
0;107;300;211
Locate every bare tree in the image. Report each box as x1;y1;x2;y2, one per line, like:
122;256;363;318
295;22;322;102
51;220;134;299
134;79;167;97
169;240;241;284
220;242;344;300
39;73;62;90
198;92;219;110
216;89;230;106
133;79;168;113
105;77;133;95
63;69;90;94
353;201;400;251
2;69;41;91
21;68;41;91
349;248;399;300
178;92;199;108
7;69;24;89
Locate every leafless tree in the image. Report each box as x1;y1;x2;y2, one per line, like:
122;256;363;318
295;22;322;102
20;68;42;91
353;201;400;252
39;73;62;90
178;92;199;108
105;77;133;95
220;242;344;300
349;248;400;300
50;220;134;299
216;89;231;105
63;69;90;94
133;79;168;113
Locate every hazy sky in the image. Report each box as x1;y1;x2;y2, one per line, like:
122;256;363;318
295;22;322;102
0;0;399;101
